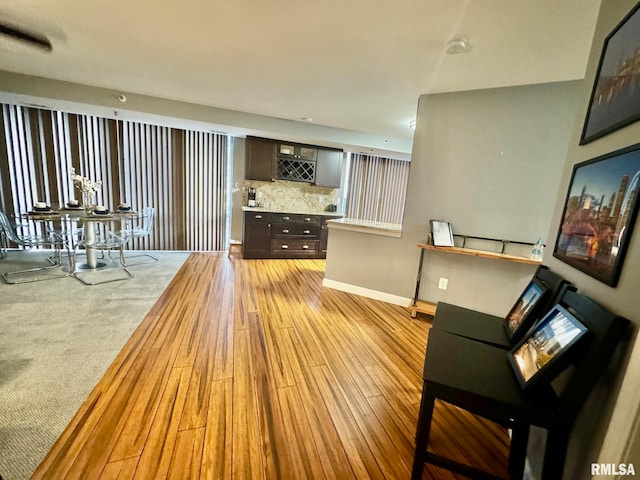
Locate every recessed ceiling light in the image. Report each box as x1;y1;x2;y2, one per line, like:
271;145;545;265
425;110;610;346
444;37;469;55
301;117;313;122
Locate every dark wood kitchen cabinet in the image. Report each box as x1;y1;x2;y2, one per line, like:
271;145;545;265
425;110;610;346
245;136;277;182
319;216;331;255
245;136;343;187
278;142;317;161
314;148;343;188
271;213;321;258
243;211;342;259
242;211;272;258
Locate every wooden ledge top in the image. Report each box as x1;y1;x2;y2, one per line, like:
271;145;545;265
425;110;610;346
417;243;541;265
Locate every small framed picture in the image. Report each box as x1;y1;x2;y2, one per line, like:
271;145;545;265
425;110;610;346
504;279;549;343
429;220;454;247
508;305;588;390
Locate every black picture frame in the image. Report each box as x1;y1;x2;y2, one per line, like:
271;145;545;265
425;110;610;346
580;1;640;145
508;305;588;390
553;142;640;286
504;279;549;343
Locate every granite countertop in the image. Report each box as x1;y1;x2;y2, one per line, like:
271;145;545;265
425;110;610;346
242;206;345;217
326;217;402;237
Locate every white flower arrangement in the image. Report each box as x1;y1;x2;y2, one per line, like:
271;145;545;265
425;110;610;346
70;167;102;194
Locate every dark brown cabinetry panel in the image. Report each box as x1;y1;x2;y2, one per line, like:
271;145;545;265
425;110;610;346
319;216;331;255
243;211;340;259
270;239;319;256
245;136;277;181
315;148;343;188
242;212;272;258
277;142;317;161
245;136;343;188
272;213;321;225
272;224;321;237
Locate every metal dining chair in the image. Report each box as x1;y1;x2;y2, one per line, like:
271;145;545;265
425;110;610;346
0;210;72;284
72;222;133;286
115;206;158;266
0;225;8;259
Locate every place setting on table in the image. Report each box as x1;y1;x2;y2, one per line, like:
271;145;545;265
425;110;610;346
24;201;138;220
26;201;63;218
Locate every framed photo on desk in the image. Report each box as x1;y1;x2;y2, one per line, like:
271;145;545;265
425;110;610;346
504;279;549;343
429;220;454;247
508;305;588;390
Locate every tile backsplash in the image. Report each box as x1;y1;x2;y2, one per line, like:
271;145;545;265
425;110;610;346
243;180;339;212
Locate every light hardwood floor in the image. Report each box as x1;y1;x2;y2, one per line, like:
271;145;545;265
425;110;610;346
32;253;509;479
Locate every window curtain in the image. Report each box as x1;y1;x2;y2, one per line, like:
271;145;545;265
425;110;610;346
0;103;230;251
345;153;410;224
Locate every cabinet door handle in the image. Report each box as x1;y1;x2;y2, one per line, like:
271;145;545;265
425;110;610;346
302;245;309;249
304;217;311;222
255;215;262;219
282;229;290;234
283;216;290;220
281;244;289;249
303;230;310;234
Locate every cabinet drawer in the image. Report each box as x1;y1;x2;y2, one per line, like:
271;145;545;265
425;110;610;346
272;224;320;237
272;213;320;225
245;212;271;223
271;239;318;254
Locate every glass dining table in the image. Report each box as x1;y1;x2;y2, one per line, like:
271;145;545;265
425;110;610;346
23;208;139;269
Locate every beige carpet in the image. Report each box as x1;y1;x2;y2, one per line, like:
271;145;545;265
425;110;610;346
0;250;189;480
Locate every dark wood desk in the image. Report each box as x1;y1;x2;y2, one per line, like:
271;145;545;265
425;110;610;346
413;290;629;480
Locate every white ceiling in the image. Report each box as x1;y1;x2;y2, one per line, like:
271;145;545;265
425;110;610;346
0;0;601;155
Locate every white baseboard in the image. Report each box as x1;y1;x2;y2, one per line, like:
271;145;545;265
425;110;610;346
321;278;411;307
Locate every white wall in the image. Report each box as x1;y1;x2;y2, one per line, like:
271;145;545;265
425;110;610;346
326;80;581;317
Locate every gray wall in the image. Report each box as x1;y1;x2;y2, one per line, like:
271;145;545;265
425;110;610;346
544;0;640;474
326;80;581;317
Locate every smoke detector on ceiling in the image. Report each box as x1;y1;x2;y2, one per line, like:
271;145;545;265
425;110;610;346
444;38;469;55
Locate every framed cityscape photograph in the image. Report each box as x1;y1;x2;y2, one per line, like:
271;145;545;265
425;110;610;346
509;305;588;390
553;143;640;286
504;279;548;342
580;2;640;144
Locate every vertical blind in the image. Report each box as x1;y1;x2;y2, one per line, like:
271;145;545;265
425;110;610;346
345;153;410;224
0;104;230;251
